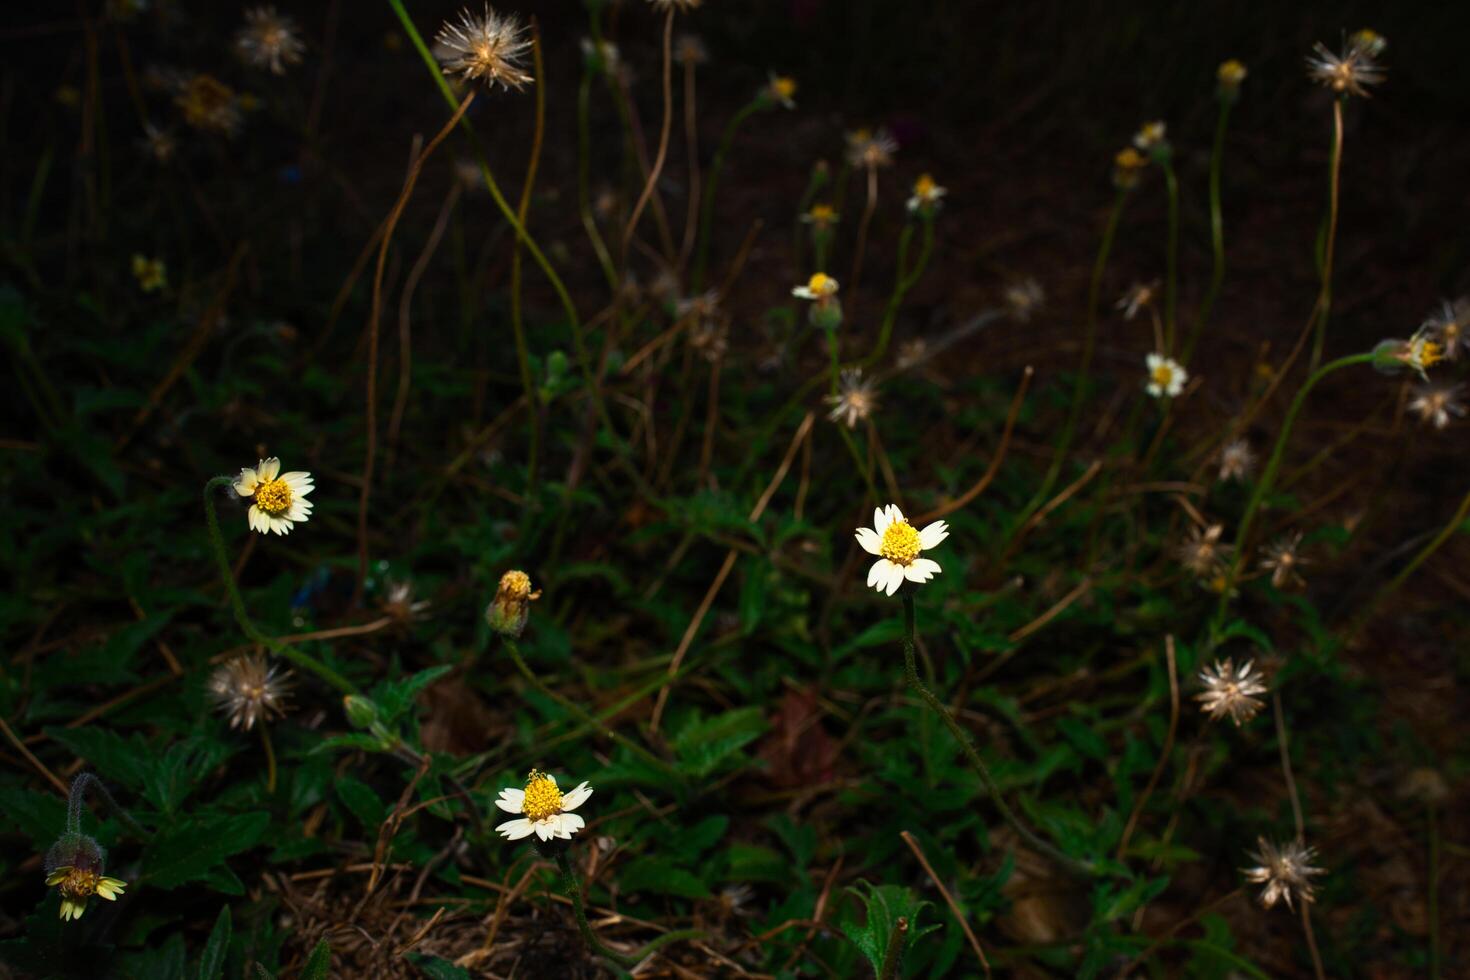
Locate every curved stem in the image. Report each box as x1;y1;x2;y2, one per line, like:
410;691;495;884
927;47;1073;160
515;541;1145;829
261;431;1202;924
900;594;1094;877
204;477;358;697
1345;483;1470;642
556;850;634;967
511;27;548;502
623;7;675;255
692;101;759;291
1210;352;1375;631
1183;99;1232;364
576;70;618;292
860;217;933;372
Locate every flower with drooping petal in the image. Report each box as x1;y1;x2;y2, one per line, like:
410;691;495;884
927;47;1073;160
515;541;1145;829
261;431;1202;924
855;504;948;596
1243;837;1324;910
435;5;533;91
1145;352;1186;398
234;457;314;535
47;865;127;921
1117;280;1160;321
1196;658;1267;726
1423;297;1469;360
762;73;797;109
495;770;593;841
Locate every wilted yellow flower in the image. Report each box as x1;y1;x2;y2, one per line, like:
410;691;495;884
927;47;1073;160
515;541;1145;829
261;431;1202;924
131;254;166;293
801;202;839;231
487;569;540;637
175;74;244;134
47;866;127;922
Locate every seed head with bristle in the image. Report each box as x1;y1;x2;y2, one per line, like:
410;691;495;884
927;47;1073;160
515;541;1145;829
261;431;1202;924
1306;37;1385;98
1423;297;1470;360
1259;531;1308;589
825;368;879;429
1177;522;1229;577
1408;383;1466;430
1196;658;1268;726
435;6;533;91
1243;837;1324;910
209;654;290;730
1217;438;1255;482
235;6;306;76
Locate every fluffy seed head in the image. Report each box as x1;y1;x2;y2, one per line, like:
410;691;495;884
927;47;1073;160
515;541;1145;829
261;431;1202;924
825;368;878;429
1196;658;1267;726
209;654;291;730
235;6;306;76
1243;837;1324;910
435;5;533;91
1306;37;1385;98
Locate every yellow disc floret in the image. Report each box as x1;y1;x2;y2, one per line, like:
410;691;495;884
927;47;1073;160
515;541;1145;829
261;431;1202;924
879;520;922;566
521;770;563;821
772;76;797;100
253;478;293;515
807;273;835;296
1151;363;1175;388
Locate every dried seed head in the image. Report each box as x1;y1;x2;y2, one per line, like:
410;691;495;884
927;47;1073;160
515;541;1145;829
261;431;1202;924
1243;837;1324;910
435;5;533;91
1217;439;1255;483
1258;531;1308;589
825;368;879;429
1306;37;1385;98
209;654;291;730
235;6;306;76
1196;658;1268;726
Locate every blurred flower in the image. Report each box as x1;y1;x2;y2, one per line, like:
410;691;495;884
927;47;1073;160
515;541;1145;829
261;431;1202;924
846;127;897;169
1004;278;1045;322
1423;297;1469;360
487;569;540;637
175;74;244;135
579;37;620;75
1408;383;1465;430
674;34;707;65
54;85;81;108
762;73;797;109
1117;280;1159;321
1259;531;1308;589
826;368;878;429
234;457;315;535
1348;28;1388;59
139;123;177;164
209;654;291;730
1112;146;1147;189
1217;59;1247;98
1217;439;1255;482
131;254;167;292
1243;838;1324;910
689;316;728;363
855;504;947;596
792;272;838;302
717;883;757;917
1306;37;1384;98
801;202;838;232
454;157;485;191
382;579;432;624
1132;120;1168;153
435;5;532;91
1145;352;1186;398
1177;522;1228;577
496;770;593;841
1375;326;1444;380
896;338;929;370
1399;768;1449;805
1196;658;1267;726
235;6;305;76
676;290;721;321
906;173;946;215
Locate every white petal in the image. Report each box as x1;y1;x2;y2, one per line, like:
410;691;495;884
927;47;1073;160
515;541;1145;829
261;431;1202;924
1146;382;1162;397
874;507;892;536
855;527;882;555
496;818;534;840
910;557;942;578
268;516;292;535
534;820;554;841
280;471;314;494
561;782;593;811
248;506;267;533
1146;353;1162;370
557;812;586;837
886;503;906;526
495;788;525;813
234;468;258;496
868;558;892;590
918;521;949;549
792;287;813;299
883;564;905;596
257;457;281;481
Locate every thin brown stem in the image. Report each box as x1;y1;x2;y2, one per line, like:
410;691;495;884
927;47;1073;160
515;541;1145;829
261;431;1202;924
900;831;991;978
623;7;675;258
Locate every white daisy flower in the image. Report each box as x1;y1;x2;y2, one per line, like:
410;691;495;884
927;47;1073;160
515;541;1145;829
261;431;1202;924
854;504;948;596
905;174;946;214
233;457;314;535
495;770;593;842
791;272;839;301
1145;352;1186;398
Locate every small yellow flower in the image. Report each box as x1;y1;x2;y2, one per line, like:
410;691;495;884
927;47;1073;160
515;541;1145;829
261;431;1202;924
233;457;315;535
131;254;167;293
801;202;839;230
1112;146;1148;189
487;569;540;637
1145;353;1186;398
46;866;127;922
764;73;797;109
906;173;947;214
495;770;593;841
1133;120;1167;152
176;74;243;134
793;272;838;302
1217;59;1248;92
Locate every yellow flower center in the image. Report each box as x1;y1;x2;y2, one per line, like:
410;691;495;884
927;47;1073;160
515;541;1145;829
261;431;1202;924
1151;364;1175;388
1218;59;1246;85
807;273;834;295
879;520;922;566
772;76;796;99
1413;339;1443;369
52;867;101;899
254;478;293;515
914;174;936;198
522;772;563;821
809;204;835;222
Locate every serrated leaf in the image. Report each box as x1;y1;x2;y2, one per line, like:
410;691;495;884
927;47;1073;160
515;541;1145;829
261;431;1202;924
336;777;387;829
300;940;331;980
143;812;271;888
0;786;67;849
672;708;768;778
374;665;453;725
839;881;940;978
198;905;231;980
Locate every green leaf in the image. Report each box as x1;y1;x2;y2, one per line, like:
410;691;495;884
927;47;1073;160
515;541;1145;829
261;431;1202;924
144;812;271;888
198;905;232;980
838;881;940;978
374;665;453;725
619;856;711;899
671;707;768;778
336;777;388;829
300;940;332;980
0;786;67;849
406;952;472;979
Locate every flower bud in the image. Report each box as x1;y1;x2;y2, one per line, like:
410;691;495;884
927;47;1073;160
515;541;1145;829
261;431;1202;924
343;694;381;729
487;570;541;638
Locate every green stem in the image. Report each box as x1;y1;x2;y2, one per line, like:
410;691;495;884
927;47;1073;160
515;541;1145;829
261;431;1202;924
860;217;933;372
1183;99;1232;364
878;916;908;979
1308;99;1344;373
502;639;675;778
692;100;760;292
1346;484;1470;642
1023;189;1128;521
577;69;618;293
1210;351;1376;631
899;594;1094;877
203;477;358;696
1161;157;1180;354
553;852;703;969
